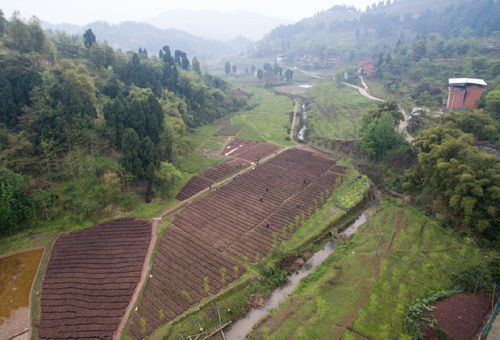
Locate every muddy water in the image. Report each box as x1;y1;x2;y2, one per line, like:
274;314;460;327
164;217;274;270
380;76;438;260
298;104;307;142
225;211;368;339
342;210;369;237
0;248;43;339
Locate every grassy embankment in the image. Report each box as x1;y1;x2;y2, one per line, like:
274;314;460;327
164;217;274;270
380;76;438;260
307;81;378;142
249;198;487;340
141;160;365;340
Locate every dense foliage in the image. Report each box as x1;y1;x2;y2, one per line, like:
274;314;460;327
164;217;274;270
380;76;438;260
360;101;405;160
0;11;247;235
404;121;500;246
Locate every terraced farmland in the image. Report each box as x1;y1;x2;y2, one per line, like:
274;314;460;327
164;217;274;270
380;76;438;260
127;226;245;338
38;217;151;340
175;158;250;201
214;124;243;137
175;176;212;201
220;139;279;161
199;158;249;181
129;148;347;338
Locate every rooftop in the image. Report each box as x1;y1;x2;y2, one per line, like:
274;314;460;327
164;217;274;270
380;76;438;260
449;78;487;86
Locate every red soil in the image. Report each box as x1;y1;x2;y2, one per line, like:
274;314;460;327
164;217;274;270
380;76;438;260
175;159;250;201
199;158;249;182
175;176;212;201
220;139;279;162
424;293;493;340
128;149;347;339
38;217;151;340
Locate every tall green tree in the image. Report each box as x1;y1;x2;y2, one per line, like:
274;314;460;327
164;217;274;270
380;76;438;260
83;28;96;49
192;57;201;75
361;111;401;160
0;9;7;37
257;69;264;81
6;11;30;53
225;61;231;75
119;128;143;177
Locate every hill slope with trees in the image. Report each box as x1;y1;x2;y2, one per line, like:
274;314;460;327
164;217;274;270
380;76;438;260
0;10;248;237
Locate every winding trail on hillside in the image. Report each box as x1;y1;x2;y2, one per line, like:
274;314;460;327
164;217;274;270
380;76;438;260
343;77;414;143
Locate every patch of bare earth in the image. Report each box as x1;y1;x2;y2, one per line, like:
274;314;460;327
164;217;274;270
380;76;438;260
424;293;494;340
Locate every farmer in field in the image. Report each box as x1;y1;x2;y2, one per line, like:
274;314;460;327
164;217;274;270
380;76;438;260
266;222;270;228
260;196;263;202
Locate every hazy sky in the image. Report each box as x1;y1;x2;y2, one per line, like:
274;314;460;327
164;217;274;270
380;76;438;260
3;0;376;25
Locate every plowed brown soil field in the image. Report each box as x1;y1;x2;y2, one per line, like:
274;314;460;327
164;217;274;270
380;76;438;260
175;158;250;201
129;149;347;338
220;139;279;161
424;293;493;340
38;217;151;340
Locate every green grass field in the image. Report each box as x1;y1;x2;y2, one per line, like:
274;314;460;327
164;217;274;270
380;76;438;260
250;199;486;340
185;124;222;150
308;82;378;141
177;153;223;174
197;135;227;154
231;88;295;146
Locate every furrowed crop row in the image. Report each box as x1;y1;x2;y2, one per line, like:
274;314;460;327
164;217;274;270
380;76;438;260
128;149;341;339
175;176;213;201
131;225;245;337
221;139;279;161
228;168;343;262
39;218;152;340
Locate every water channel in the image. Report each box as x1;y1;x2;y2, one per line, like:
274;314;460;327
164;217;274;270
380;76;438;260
297;104;307;142
225;210;370;339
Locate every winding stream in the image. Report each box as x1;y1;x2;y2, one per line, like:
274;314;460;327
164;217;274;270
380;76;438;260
225;210;370;339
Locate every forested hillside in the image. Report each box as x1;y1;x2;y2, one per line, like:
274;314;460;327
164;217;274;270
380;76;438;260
260;0;500;65
240;0;500;249
0;10;248;236
42;20;242;60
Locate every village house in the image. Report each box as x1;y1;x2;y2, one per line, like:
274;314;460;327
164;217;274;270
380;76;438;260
444;78;487;111
358;58;377;78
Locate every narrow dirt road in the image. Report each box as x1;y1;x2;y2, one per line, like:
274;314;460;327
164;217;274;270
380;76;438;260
343;77;414;143
342;81;384;102
398;107;414;142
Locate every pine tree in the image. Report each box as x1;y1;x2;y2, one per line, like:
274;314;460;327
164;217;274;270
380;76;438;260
120;128;143;177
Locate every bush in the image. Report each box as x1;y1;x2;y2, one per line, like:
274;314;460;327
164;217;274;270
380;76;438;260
451;261;499;293
0;166;34;235
435;328;449;340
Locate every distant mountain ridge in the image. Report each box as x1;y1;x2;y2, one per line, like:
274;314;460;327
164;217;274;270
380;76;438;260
145;9;294;41
41;20;252;60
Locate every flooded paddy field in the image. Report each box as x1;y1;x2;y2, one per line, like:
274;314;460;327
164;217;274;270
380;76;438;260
0;248;43;339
